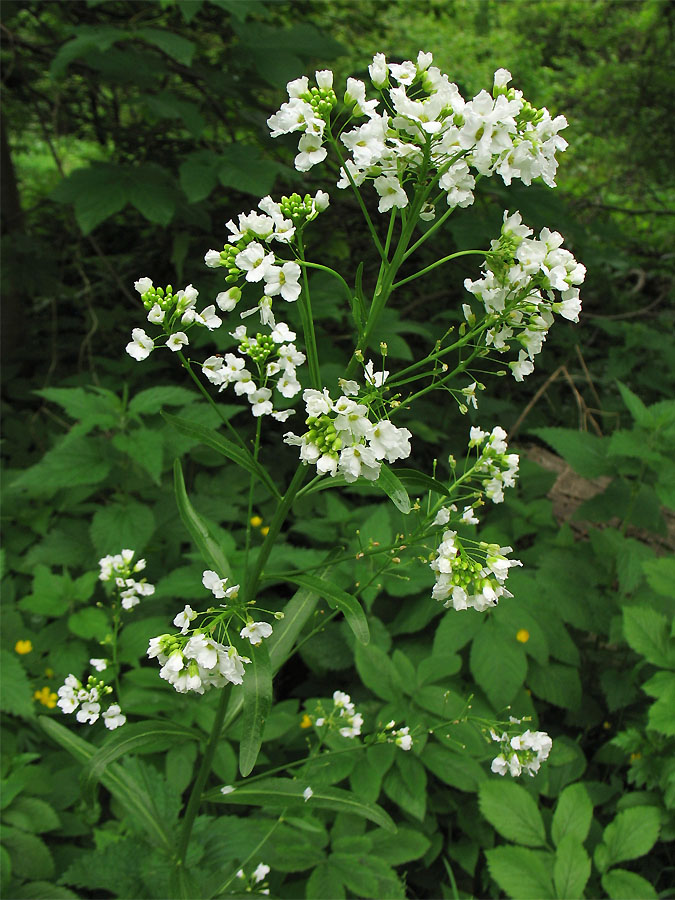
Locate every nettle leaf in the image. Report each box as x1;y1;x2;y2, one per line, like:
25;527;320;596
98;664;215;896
113;428;164;485
642;556;675;599
90;501;156;556
59;837;143;897
35;386;120;427
179;150;221;202
527;660;581;710
470;619;527;710
551;782;593;846
553;835;591;900
531;427;610;478
67;607;109;641
643;671;675;735
18;565;70;616
218;144;287;197
616;381;652;427
13;433;111;492
0;650;34;718
135;27;196;65
239;642;273;777
594;806;660;872
485;846;554;899
601;868;658;900
128;386;195;416
623;604;675;668
478;780;547;847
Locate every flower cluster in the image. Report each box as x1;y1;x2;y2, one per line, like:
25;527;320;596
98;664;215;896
464;210;585;380
126;280;223;361
235;862;271;896
202;321;305;421
267;70;337;171
147;632;251;695
312;690;364;739
283;385;411;482
204;191;329;324
57;673;126;730
98;549;154;610
381;720;413;751
469;425;520;504
268;53;568;216
431;531;522;612
490;727;553;777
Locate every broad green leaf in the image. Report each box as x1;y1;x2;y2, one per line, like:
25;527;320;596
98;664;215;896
38;717;173;850
3;797;60;834
67;607;109;641
218;143;286;196
81;720;200;796
90;501;156;556
279;573;369;645
173;459;231;578
644;671;675;734
470;620;527;710
126;163;176;226
50;27;126;77
306;862;346;899
622;604;674;668
376;465;411;514
527;661;581;710
136;27;196;65
642;557;675;600
18;565;69;617
35;386;119;426
0;650;34;719
601;868;658;900
531;428;610;478
594;806;660;872
0;827;53;880
616;381;651;426
355;642;399;701
369;825;430;865
551;782;593;846
553;835;591;899
393;469;452;497
12;882;79;899
239;642;273;777
179;150;221;202
383;756;426;821
422;743;486;793
164;413;280;498
485;846;555;899
128;386;195;415
478;780;547;847
59;837;143;898
210;777;396;832
330;852;404;898
113;428;164;484
13;434;111;492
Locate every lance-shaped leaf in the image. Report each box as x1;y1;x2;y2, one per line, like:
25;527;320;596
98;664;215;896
274;573;369;645
173;459;231;578
239;642;273;777
81;720;201;797
394;469;453;497
164;413;280;499
208;777;396;832
39;717;173;851
376;464;411;514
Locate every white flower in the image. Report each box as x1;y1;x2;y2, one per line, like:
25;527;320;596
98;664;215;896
147;303;164;324
166;332;189;352
103;704;126;730
249;387;274;417
364;360;389;386
89;658;107;672
220;785;235;795
264;261;302;302
240;621;273;646
235;243;275;283
202;570;234;599
294;132;327;173
315;69;333;89
204;249;222;267
303;786;313;802
126;328;154;361
369;52;388;88
173;604;197;635
373;175;408;213
76;701;101;725
253;863;271;884
134;276;153;295
270;322;296;343
216;287;241;312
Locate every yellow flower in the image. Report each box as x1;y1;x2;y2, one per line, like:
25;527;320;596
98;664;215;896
300;714;313;729
260;526;270;537
14;639;32;655
516;629;530;643
250;515;263;528
33;687;58;709
44;667;54;679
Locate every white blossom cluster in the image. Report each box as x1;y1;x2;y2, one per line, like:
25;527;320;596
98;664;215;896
267;53;568;214
464;210;586;381
468;424;520;504
314;690;364;739
126;280;223;361
57;674;126;730
147;632;251;695
431;531;522;612
202;321;305;421
382;720;413;751
98;549;154;610
236;862;271;896
490;727;553;777
283;386;412;483
204;191;329;325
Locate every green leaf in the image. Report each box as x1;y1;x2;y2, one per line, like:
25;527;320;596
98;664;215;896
218;143;286;196
642;557;675;599
616;381;651;426
13;434;111;492
622;604;675;668
393;469;452;497
213;778;396;831
383;756;426;821
13;882;80;899
67;607;109;641
470;620;527;709
355;642;399;701
126;163;176;226
644;671;675;734
113;428;164;484
239;642;273;777
376;465;411;514
553;835;591;899
81;720;201;797
164;413;280;498
49;26;127;77
90;502;156;556
330;852;404;898
18;565;70;617
59;837;143;898
478;780;547;847
0;827;54;880
601;868;658;900
594;806;660;872
3;797;60;834
531;428;610;478
128;386;195;415
422;743;486;793
179;150;220;202
485;846;554;899
136;27;196;65
551;782;593;846
0;650;34;718
306;862;346;899
35;386;119;426
279;573;369;645
369;825;430;865
527;661;581;710
173;459;231;578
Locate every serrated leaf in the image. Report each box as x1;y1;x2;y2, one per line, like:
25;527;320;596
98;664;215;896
239;642;273;777
601;868;658;900
551;782;593;846
642;557;675;599
279;573;369;645
35;386;119;426
136;27;196;65
59;836;142;897
616;381;651;426
67;607;109;641
128;386;195;415
90;502;156;556
210;777;396;832
478;780;547;847
527;660;581;710
113;428;164;484
485;846;554;899
369;825;430;865
164;413;280;498
13;434;111;492
1;827;53;880
594;806;660;871
0;650;34;718
622;604;675;668
531;428;609;478
3;797;60;833
553;835;591;899
644;671;675;735
376;465;411;513
470;620;527;710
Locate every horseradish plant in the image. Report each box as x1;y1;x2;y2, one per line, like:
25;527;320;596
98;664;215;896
62;52;583;867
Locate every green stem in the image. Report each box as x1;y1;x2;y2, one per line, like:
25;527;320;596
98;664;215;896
296;233;322;390
213;813;285;896
392;249;491;290
177;351;249;454
244;416;263;584
294;258;353;305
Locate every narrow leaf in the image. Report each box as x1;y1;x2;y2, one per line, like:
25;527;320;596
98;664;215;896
278;573;369;645
173;459;231;577
239;642;273;777
376;464;411;514
164;413;280;498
